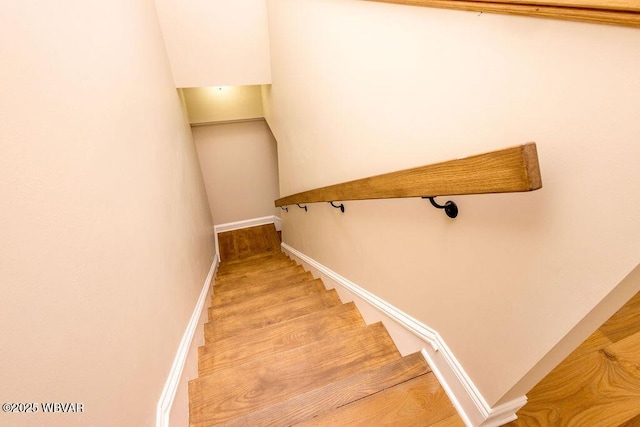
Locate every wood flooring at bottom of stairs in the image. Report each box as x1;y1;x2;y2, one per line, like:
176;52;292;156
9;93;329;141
510;291;640;427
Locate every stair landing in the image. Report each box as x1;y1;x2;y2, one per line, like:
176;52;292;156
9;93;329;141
217;224;282;262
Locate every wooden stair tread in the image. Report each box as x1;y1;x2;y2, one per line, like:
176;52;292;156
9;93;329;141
217;254;291;271
198;302;366;375
208;279;326;320
218;250;286;265
297;372;459;426
219;250;283;265
211;271;314;308
215;258;296;282
223;352;431;427
205;289;342;342
214;265;306;293
216;253;289;274
189;322;401;426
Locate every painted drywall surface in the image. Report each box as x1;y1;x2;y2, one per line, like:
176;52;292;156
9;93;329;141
193;120;281;225
0;1;214;426
153;0;271;87
265;0;640;406
183;85;264;124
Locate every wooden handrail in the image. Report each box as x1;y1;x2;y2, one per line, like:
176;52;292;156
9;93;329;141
367;0;640;28
274;143;541;207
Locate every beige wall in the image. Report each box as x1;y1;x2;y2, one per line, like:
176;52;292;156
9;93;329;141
153;0;271;87
264;0;640;407
194;120;280;225
0;1;215;426
183;85;264;125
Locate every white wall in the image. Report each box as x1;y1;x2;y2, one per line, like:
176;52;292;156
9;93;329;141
154;0;272;88
0;1;215;425
264;0;640;407
194;120;281;225
183;85;264;124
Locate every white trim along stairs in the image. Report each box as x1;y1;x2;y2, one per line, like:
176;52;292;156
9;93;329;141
156;254;219;427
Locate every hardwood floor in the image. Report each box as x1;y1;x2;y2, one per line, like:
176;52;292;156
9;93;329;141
189;225;463;426
218;224;282;261
510;291;640;427
298;374;460;426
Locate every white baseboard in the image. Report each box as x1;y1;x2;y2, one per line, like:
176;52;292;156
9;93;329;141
281;243;526;427
156;255;219;427
213;215;282;257
213;215;281;234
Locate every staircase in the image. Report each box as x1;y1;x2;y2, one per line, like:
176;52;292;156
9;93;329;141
189;225;463;426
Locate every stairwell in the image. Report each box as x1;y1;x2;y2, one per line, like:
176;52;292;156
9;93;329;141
189;224;463;426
